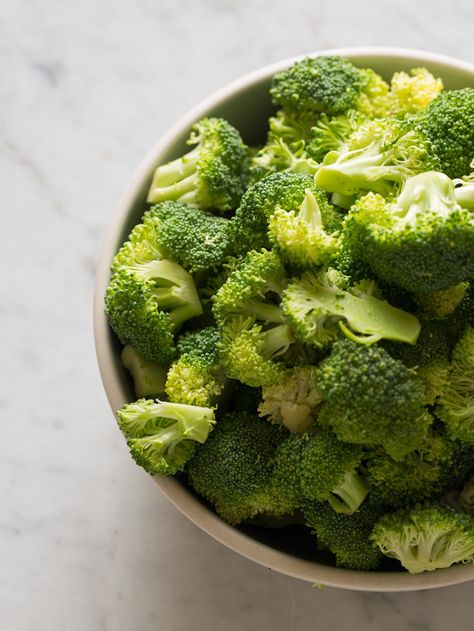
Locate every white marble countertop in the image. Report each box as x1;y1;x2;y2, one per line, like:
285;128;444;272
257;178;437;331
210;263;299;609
2;1;474;629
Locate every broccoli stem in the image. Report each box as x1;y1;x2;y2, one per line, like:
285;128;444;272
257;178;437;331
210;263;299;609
454;183;474;210
328;469;370;514
238;299;286;324
395;171;454;224
299;189;323;228
149;147;199;187
147;172;200;203
261;324;295;359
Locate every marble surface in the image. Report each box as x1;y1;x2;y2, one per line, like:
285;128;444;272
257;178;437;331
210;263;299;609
2;0;474;629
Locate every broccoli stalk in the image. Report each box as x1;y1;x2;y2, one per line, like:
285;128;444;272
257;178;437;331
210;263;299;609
121;345;168;398
116;399;215;475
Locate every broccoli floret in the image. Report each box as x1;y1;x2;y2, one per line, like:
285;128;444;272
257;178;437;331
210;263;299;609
218;316;294;387
301;431;369;514
187;411;289;524
258;365;322;433
116;399;215;475
367;432;456;510
303;497;384;570
371;503;474;573
230;171;324;254
150;201;232;273
165;327;224;407
437;326;474;442
316;340;431;460
414;282;469;320
212;249;287;325
268;188;341;271
455;180;474;210
121;344;168;398
271;432;306;509
147;118;248;211
388;68;443;116
105;259;202;365
343;172;474;293
415;88;474;179
306;110;366;163
281;268;420;348
270;56;389;117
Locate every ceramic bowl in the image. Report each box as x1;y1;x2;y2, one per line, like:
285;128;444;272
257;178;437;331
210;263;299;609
94;47;474;591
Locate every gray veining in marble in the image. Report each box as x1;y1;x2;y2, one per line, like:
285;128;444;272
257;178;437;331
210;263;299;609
2;0;474;629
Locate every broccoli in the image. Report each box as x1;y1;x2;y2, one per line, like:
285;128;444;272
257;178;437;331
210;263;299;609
306;110;366;164
268;188;341;271
413;282;469;320
300;431;369;514
270;56;389;117
281;268;420;349
316;89;474;196
367;432;456;510
455;180;474;210
147;117;248;211
217;316;294;387
271;432;306;508
150;201;232;273
165;327;224;407
342;172;474;293
116;399;215;475
371;503;474;573
316;340;432;460
230;171;329;254
121;344;168;398
258;365;322;433
436;326;474;443
105;259;202;365
303;497;384;570
212;249;287;325
187;411;289;524
388;68;443;116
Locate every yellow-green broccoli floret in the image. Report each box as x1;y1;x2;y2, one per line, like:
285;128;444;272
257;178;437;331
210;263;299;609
389;68;443;116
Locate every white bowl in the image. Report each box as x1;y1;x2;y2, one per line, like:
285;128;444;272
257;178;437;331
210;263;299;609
94;47;474;591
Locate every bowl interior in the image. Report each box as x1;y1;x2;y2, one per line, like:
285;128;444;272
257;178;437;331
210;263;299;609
94;48;474;591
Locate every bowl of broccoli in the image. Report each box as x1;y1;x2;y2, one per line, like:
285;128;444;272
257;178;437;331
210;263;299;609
94;48;474;591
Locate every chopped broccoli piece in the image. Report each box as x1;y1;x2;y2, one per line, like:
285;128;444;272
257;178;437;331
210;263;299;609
414;282;469;320
116;399;215;475
437;326;474;442
342;172;474;292
300;431;369;514
165;328;224;407
306;110;366;163
270;56;389;117
303;497;384;570
371;503;474;573
268;188;341;271
316;340;431;460
281;268;420;348
150;201;232;273
258;365;322;433
147;118;248;211
187;411;289;524
455;180;474;210
389;68;443;116
121;344;168;398
105;259;202;365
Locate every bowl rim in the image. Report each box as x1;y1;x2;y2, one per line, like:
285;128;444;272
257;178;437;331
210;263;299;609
94;46;474;591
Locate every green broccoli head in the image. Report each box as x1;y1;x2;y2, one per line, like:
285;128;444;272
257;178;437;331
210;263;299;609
258;365;322;434
147;117;248;212
268;188;341;271
165;327;224;407
105;259;203;365
303;497;385;570
316;340;431;460
116;399;215;475
217;316;294;387
300;431;369;514
342;172;474;293
281;268;420;348
150;201;232;273
371;503;474;573
436;326;474;443
270;56;388;117
230;171;322;254
187;411;290;524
